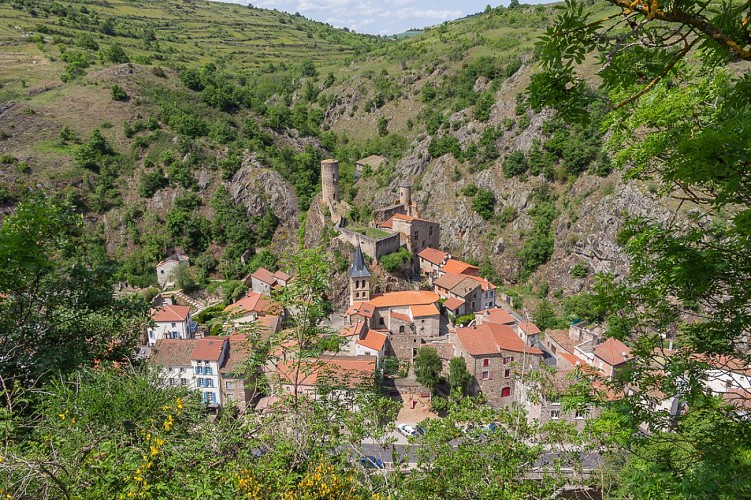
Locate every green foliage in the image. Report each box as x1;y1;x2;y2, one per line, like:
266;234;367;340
502;150;528;178
449;357;472;399
110;83;127;101
414;347;442;394
571;262;588;278
138;166;168;198
428;135;462;159
564;292;605;324
0;195;148;385
376;115;388;137
74;128;116;172
517;188;558;279
379;248;412;272
471;189;496;220
102;43;129;63
455;313;475;326
474;90;495;122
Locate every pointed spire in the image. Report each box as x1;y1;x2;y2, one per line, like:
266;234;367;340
348;241;370;278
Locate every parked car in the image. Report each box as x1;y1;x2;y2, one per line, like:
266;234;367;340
397;423;417;437
415;425;426;436
360;455;385;469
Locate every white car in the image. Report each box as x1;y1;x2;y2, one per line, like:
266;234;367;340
397;423;417;437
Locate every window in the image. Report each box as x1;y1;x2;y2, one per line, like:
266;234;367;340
510;356;515;362
160;270;164;274
180;378;187;386
726;380;734;389
206;367;213;375
429;227;433;236
399;325;405;333
551;410;560;419
171;322;176;328
482;358;489;367
503;356;509;364
195;366;202;375
504;369;511;378
481;371;489;380
379;317;385;325
226;381;234;390
575;409;587;419
207;379;214;388
227;393;235;402
414;231;419;240
501;387;511;397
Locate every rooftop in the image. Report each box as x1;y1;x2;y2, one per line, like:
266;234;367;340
150;339;198;367
356;329;388;352
191;338;227;362
593;338;632;367
219;335;252;375
443;297;465;311
477;308;515;325
151;304;192;323
225;292;279;316
441;259;479;275
418;247;449;265
251;267;278;285
369;290;439;309
277;356;377;388
456;323;543;357
410;303;440;318
345;301;375;318
356;154;386;167
349;242;371;279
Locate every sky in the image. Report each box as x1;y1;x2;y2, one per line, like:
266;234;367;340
216;0;549;36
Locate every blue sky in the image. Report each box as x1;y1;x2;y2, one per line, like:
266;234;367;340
217;0;551;36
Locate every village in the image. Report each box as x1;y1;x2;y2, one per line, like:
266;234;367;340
144;159;751;437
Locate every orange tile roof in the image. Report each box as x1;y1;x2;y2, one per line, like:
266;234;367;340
357;329;388;352
546;329;580;355
465;274;496;291
593;338;631;367
150;339;197;366
478;308;515;325
345;301;375;318
191;338;227;361
442;259;479;275
559;352;583;367
443;297;465;311
225;292;279;315
410;303;440;318
273;270;290;282
251;267;277;285
434;272;468;290
692;353;751;375
418;247;449;265
369;290;439;308
277;356;377;388
391;312;412;322
456;323;543;356
341;320;368;338
518;321;541;335
257;315;281;332
151;304;191;323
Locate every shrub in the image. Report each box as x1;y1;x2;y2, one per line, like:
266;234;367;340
571;263;589;278
103;44;129;63
502;150;528;178
380;248;413;272
110;84;127;101
471;189;496;220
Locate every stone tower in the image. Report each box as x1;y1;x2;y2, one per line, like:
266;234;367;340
348;242;371;305
399;180;412;210
321;159;340;205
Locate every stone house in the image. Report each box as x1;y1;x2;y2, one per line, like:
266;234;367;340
591;337;632;379
438;259;479;277
378;214;440;256
355;154;386;180
275;355;378;402
454;322;543;407
147;304;197;347
219;335;257;410
417;247;450;280
224;291;283;334
340;320;388;364
434;273;495;315
156;252;189;289
249;267;290;296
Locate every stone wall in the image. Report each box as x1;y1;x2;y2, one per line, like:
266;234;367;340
374;203;407;225
336;227;401;260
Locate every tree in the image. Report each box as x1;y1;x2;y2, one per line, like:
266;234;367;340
471;189;496;220
529;0;751;493
449;357;472;399
502;150;527;178
110;84;127;101
0;195;148;386
376;116;388;137
414;347;442;395
103;43;129;63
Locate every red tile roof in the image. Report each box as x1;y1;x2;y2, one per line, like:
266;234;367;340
456;323;543;356
251;267;278;285
410;303;440;317
434;272;467;290
477;308;515;325
559;352;583;367
341;320;368;338
443;297;465;311
273;270;290;282
151;304;191;323
369;291;439;308
518;321;541;335
345;301;375;318
593;338;631;367
465;274;496;291
418;247;449;265
441;259;479;275
390;311;412;322
277;356;377;388
150;339;197;366
225;292;279;315
357;329;387;352
191;338;227;361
